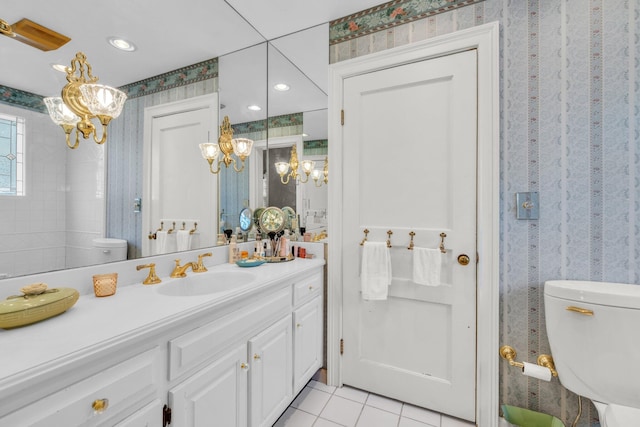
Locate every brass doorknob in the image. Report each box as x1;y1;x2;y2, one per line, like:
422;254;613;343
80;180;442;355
457;254;470;266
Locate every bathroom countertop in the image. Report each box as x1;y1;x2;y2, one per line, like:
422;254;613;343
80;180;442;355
0;257;324;389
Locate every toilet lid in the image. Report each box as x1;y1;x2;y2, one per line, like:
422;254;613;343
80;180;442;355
605;404;640;426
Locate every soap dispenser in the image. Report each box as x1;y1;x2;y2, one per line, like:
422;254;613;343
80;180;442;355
229;239;237;263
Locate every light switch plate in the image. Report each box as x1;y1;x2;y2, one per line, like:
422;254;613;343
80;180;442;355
516;192;539;220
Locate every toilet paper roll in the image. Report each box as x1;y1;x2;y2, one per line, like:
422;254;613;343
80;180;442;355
522;362;552;381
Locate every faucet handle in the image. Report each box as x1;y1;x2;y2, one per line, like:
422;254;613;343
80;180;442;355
136;263;161;285
193;252;212;272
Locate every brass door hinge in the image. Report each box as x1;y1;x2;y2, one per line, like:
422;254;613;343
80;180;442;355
163;404;172;426
341;110;344;125
340;338;344;355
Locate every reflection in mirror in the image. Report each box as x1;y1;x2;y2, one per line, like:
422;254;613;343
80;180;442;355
0;22;329;279
218;43;267;235
266;26;328;236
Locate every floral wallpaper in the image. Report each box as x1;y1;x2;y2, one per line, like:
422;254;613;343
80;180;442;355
329;0;484;44
330;1;639;426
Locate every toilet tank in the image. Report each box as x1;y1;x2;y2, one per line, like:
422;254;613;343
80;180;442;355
544;280;640;409
92;238;127;264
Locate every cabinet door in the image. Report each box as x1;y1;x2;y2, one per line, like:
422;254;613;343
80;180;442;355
169;343;248;427
112;399;163;427
293;296;323;393
248;314;293;427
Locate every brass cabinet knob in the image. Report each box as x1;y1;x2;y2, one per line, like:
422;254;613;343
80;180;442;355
92;398;109;414
296;323;302;328
308;285;314;291
457;254;470;266
253;354;261;360
240;362;250;370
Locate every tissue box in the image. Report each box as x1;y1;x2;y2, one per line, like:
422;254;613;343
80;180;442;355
0;287;80;329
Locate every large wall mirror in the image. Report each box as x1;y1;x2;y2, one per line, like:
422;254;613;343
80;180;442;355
0;21;328;278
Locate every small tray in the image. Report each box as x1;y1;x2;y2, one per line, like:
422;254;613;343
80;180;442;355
236;259;266;268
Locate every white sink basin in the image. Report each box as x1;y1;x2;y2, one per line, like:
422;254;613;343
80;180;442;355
156;271;257;296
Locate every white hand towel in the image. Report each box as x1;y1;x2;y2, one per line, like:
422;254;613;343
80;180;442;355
412;247;442;286
361;241;392;300
176;230;192;252
156;230;168;255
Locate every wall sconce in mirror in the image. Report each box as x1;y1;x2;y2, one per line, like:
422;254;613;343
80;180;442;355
44;52;127;149
275;145;315;184
311;157;329;187
199;116;254;174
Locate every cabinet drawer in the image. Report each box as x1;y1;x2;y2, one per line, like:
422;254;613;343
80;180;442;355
293;272;322;306
169;286;291;380
0;347;160;427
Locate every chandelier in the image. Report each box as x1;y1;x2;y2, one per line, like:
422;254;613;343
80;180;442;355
44;52;127;149
199;116;254;174
275;145;328;186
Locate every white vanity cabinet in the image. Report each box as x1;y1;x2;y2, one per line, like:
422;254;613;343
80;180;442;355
0;347;162;427
169;343;249;427
248;314;293;427
293;295;323;394
0;261;324;427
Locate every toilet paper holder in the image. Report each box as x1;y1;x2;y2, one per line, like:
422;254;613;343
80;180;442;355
499;345;558;377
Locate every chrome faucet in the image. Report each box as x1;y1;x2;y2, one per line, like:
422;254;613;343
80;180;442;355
192;252;212;273
171;259;195;278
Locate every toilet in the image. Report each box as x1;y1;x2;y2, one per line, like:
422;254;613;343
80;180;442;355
544;280;640;427
91;238;128;264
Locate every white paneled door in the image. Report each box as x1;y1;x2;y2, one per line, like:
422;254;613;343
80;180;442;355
142;95;218;256
341;49;478;422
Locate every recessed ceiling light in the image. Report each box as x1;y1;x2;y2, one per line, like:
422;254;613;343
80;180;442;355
274;83;290;91
247;105;262;111
107;37;136;52
51;63;67;73
302;133;309;137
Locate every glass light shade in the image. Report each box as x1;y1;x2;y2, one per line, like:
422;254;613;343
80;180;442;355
301;160;315;174
311;169;322;180
231;138;254;157
199;142;219;160
79;84;127;118
43;97;80;126
275;162;290;176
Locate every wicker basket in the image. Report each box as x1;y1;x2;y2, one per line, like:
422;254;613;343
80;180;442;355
93;273;118;297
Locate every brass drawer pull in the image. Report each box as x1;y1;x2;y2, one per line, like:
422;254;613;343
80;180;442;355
566;306;594;316
92;398;109;414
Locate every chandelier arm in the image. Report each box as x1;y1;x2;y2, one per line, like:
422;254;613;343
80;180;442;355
299;173;311;184
232;158;245;173
280;173;291;185
93;122;108;145
208;159;222;174
66;129;80;149
314;179;323;188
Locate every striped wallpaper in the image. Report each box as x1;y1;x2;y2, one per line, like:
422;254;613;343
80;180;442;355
330;1;639;425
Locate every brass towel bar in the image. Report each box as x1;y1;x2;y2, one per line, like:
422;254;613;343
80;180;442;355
359;229;448;253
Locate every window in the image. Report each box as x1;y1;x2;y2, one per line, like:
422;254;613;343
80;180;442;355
0;113;25;196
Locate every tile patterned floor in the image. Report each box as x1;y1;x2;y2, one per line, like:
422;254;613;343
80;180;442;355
274;381;475;427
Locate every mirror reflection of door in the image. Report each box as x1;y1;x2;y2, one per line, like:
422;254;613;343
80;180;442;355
142;94;219;257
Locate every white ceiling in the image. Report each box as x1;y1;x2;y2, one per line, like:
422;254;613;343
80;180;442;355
0;0;385;97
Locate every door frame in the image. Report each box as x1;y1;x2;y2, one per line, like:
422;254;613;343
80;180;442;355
327;22;499;426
